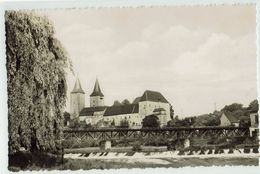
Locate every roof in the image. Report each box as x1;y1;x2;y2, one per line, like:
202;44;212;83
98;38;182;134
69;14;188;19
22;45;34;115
90;79;104;97
240;115;250;121
71;78;85;94
250;110;259;114
139;90;168;103
132;97;141;104
79;106;107;116
104;104;139;116
153;108;166;112
222;112;239;123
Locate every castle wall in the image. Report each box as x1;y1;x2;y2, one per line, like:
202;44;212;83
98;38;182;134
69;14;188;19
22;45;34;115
103;113;141;127
139;101;171;126
82;115;103;125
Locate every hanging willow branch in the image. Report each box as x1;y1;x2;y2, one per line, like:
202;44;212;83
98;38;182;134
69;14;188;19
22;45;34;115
6;11;72;154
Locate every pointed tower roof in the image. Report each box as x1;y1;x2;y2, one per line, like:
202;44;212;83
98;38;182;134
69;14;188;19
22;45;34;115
90;79;104;97
71;77;85;94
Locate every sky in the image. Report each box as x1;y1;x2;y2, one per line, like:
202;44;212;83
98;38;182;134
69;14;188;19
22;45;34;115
38;5;257;117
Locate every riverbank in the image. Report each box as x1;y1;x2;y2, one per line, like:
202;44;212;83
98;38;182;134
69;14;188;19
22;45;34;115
64;148;260;160
61;157;259;170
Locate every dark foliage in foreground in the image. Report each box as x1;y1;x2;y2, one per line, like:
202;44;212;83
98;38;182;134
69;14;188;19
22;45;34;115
6;11;71;154
9;151;63;171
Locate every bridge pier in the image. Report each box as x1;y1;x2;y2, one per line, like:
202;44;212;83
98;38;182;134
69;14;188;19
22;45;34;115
183;138;190;148
100;140;111;150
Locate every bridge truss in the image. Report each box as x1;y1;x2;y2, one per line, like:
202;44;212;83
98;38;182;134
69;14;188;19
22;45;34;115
63;127;250;148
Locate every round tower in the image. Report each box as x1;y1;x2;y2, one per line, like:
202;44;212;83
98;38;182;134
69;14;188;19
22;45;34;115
90;79;104;107
70;77;85;118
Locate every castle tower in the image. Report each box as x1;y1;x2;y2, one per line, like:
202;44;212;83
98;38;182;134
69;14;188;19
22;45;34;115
90;79;104;107
70;77;85;118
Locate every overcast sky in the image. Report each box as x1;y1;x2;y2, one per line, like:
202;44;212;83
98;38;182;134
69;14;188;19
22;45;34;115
39;5;257;117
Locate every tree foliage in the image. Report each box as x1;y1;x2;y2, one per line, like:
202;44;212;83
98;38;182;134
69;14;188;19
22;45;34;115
174;117;196;127
113;100;121;106
118;119;129;128
142;115;160;128
170;105;174;119
248;100;259;112
68;118;80;129
221;103;243;113
6;11;70;154
63;112;70;126
121;99;130;105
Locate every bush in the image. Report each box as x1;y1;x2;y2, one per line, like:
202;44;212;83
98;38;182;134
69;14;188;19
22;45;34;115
118;120;129;128
214;149;219;154
187;150;194;155
178;150;185;155
167;143;176;151
199;149;205;155
219;149;224;154
142;115;160;128
9;151;62;170
228;148;234;154
252;148;259;153
62;137;78;149
207;149;213;154
132;143;142;152
244;148;250;153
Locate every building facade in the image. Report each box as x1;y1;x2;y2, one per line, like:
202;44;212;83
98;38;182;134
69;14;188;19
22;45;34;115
70;78;172;128
220;112;240;127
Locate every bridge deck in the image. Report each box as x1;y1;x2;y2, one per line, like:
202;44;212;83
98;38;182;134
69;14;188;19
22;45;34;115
63;126;249;133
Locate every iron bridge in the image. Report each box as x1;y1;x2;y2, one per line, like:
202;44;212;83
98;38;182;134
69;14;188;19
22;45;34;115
63;127;250;145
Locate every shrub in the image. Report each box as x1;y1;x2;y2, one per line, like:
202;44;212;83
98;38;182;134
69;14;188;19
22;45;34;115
132;143;142;152
252;148;259;153
199;149;205;155
214;149;219;154
167;143;176;151
9;151;62;170
142;115;160;128
219;149;224;154
228;148;234;154
244;148;250;153
187;150;194;155
178;150;185;155
118;119;129;128
207;149;213;154
62;138;78;149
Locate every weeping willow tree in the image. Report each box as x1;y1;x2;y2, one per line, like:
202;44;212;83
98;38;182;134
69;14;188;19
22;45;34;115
6;11;71;154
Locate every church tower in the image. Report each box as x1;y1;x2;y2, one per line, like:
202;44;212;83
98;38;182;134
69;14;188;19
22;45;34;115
90;79;104;107
70;77;85;118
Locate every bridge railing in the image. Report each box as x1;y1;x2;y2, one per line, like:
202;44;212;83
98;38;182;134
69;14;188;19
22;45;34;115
62;126;252;149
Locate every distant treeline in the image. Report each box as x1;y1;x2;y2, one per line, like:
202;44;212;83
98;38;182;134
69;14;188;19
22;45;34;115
167;99;258;127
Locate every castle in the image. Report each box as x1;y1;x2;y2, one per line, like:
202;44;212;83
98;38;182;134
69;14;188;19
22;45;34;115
70;78;172;128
